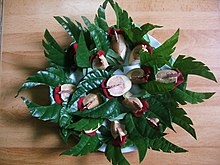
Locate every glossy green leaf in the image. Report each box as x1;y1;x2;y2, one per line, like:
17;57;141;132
22;97;61;123
73;98;121;119
129;137;148;163
17;67;67;96
60;127;80;144
153;29;179;60
59;107;72;127
63;16;81;41
125;114;145;137
173;55;217;82
105;142;130;165
75;32;91;68
44;29;64;53
81;69;110;81
67;118;104;131
94;4;109;31
140;50;170;68
146;97;173;130
108;0;132;31
42;29;67;66
149;137;187;153
106;49;124;65
54;16;78;40
82;16;110;52
124;114;149;163
61;134;100;156
125;114;162;139
170;88;215;105
170;107;197;139
125;23;162;43
141;81;174;94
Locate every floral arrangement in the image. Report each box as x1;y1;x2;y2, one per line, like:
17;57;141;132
17;0;217;164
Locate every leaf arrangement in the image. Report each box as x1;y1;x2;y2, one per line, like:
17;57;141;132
17;0;217;165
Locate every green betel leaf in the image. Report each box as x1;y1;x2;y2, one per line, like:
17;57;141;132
173;55;217;82
82;16;110;52
149;137;188;153
73;98;121;119
146;97;174;130
141;81;174;94
140;50;171;68
22;97;61;123
16;67;67;96
54;16;79;41
75;32;91;68
42;30;66;66
108;0;132;30
94;4;109;31
170;88;215;105
44;29;64;53
170;107;197;139
59;107;72;127
125;114;163;139
81;69;110;81
153;29;180;61
124;114;149;163
63;16;81;41
105;142;130;165
60;127;80;144
129;137;148;163
61;134;100;156
67;118;104;131
125;114;145;137
106;49;124;65
125;23;162;43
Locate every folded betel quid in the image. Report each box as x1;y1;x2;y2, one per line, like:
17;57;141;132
17;0;217;165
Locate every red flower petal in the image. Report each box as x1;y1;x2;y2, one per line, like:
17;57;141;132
107;28;114;36
107;28;124;36
133;100;149;117
138;41;153;54
140;100;149;112
84;131;97;136
112;135;128;147
133;111;143;117
97;50;105;56
115;28;125;35
101;80;114;99
73;43;78;53
53;86;63;104
77;97;86;111
141;65;152;81
68;43;78;62
173;69;184;88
